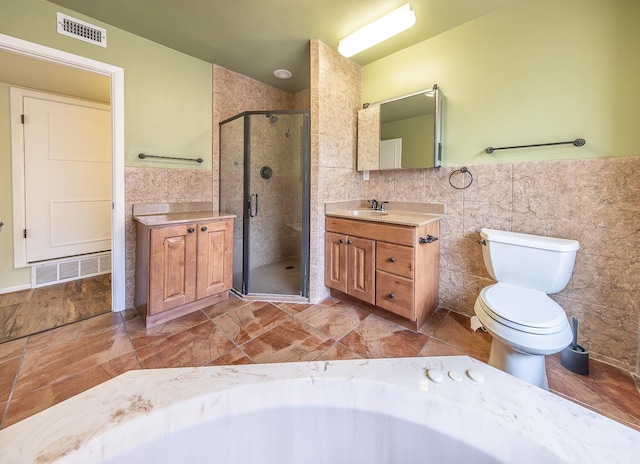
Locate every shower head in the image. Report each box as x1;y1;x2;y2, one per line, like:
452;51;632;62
265;113;278;123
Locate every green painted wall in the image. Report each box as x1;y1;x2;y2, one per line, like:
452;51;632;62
0;0;212;291
0;0;212;169
362;0;640;166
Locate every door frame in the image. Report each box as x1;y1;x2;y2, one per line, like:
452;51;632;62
0;33;126;312
11;88;112;265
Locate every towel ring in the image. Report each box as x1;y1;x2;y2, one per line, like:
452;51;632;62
449;167;473;190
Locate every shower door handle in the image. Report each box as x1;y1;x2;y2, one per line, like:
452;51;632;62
248;193;259;217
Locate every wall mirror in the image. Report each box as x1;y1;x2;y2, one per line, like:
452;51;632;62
357;84;442;171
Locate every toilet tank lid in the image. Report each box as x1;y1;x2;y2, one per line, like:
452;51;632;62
480;228;579;252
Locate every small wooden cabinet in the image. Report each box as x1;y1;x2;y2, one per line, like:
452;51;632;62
325;217;440;330
135;217;233;328
325;232;375;304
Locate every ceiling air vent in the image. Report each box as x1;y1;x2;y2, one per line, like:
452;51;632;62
56;12;107;48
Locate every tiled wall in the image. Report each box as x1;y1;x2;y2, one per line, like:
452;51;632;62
362;157;640;373
309;40;362;302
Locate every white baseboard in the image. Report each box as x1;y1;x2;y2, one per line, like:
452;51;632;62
0;283;32;295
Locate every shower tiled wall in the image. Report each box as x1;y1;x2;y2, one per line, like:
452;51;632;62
362;157;640;372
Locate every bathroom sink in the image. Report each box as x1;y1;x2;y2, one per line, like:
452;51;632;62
347;210;389;217
325;201;445;227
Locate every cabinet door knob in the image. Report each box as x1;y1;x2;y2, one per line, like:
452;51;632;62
347;240;353;245
339;239;344;244
187;228;195;233
201;226;207;232
389;257;396;263
389;293;395;299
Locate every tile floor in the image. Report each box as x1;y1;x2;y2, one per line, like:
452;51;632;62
1;295;639;433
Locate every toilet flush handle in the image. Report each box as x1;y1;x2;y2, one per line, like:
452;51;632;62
477;239;487;246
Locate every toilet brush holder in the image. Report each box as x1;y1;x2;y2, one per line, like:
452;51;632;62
560;316;589;375
560;344;589;375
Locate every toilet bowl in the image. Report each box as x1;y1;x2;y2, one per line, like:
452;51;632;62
475;283;573;389
474;228;579;389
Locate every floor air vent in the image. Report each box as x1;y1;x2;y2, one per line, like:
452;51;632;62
32;252;111;288
56;12;107;47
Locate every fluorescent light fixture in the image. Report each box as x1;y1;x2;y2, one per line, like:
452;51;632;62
338;3;416;58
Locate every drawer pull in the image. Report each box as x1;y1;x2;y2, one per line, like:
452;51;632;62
201;226;207;232
339;239;344;244
347;240;353;245
419;234;439;244
389;257;396;263
389;293;395;299
187;228;195;233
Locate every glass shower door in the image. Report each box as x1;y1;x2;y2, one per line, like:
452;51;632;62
246;112;309;296
219;114;246;293
220;111;309;298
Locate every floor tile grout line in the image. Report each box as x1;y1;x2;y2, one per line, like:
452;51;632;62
10;321;139;400
1;335;30;429
23;312;125;352
208;303;298;348
120;311;142;369
551;389;640;433
414;310;451;354
210;300;345;365
425;308;451;335
159;309;253;367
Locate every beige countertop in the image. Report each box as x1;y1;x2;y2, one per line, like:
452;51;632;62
133;202;235;226
325;200;445;227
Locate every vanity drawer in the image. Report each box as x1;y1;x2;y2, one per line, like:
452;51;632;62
375;271;413;320
376;242;413;279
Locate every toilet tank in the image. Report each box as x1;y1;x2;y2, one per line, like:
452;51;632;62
480;228;579;294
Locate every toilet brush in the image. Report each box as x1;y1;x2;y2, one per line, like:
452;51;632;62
560;316;589;375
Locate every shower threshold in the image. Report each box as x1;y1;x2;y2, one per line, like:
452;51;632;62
230;289;309;304
232;258;308;303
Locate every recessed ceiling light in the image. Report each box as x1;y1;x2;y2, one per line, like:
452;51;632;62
338;3;416;58
274;69;292;79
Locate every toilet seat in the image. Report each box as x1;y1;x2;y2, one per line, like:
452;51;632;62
478;283;568;335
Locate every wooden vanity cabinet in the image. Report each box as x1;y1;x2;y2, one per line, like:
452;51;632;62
325;232;375;304
136;218;233;328
325;217;440;330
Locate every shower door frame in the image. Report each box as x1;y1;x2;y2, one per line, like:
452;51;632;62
219;110;310;300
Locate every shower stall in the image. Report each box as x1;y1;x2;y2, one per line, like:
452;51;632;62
219;111;310;299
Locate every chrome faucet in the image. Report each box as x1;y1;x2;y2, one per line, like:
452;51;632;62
369;199;388;211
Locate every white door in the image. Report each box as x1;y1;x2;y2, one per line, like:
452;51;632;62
22;94;111;263
380;138;402;169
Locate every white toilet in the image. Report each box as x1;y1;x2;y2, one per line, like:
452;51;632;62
474;228;579;389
